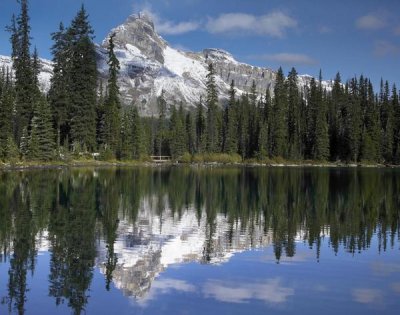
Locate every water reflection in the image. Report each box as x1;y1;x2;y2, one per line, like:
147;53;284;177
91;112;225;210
0;167;399;314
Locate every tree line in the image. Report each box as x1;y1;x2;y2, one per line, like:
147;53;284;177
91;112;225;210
1;0;399;164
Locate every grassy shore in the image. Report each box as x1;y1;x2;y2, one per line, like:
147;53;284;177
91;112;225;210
0;153;396;171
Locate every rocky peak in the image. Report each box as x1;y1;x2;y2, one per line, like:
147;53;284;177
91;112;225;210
103;12;166;64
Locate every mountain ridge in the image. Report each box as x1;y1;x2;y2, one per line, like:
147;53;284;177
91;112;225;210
1;12;333;116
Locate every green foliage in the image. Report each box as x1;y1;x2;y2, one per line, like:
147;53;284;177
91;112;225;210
28;96;55;161
68;5;98;151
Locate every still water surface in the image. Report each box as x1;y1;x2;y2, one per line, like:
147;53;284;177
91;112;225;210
0;167;399;315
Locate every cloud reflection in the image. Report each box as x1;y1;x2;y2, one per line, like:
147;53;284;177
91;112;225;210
203;278;294;304
137;278;196;306
392;283;400;294
352;288;383;304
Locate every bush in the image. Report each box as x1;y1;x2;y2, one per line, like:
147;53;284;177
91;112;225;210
192;153;242;164
179;152;192;163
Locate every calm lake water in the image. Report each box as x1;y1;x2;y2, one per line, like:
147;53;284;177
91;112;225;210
0;167;399;315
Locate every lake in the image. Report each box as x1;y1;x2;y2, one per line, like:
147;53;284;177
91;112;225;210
0;166;399;315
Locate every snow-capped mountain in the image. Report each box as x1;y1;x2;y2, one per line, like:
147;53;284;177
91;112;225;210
97;12;333;115
0;55;53;92
1;12;334;116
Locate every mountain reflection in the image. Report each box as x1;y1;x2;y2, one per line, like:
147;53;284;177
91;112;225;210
0;167;399;314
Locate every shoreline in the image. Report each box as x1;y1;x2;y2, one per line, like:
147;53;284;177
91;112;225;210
0;159;398;171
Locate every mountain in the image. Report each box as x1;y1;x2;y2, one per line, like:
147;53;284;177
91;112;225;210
1;12;333;116
97;12;333;115
0;55;53;92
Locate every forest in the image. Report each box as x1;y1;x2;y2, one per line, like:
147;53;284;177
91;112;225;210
1;0;400;164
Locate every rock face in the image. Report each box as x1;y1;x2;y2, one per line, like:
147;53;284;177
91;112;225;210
1;12;334;116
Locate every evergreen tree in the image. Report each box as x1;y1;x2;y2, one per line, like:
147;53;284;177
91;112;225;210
119;111;131;160
392;84;400;163
360;80;380;162
195;97;207;153
28;96;55;161
0;70;15;160
329;73;343;161
314;72;330;160
205;63;220;153
224;80;238;154
155;90;168;156
287;68;301;159
169;105;186;159
380;81;393;162
49;22;70;149
67;5;98;152
9;0;37;144
103;33;121;155
186;111;196;155
271;67;288;157
237;94;249;160
247;80;259;157
130;106;144;159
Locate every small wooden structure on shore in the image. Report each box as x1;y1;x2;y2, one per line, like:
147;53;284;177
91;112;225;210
150;156;172;163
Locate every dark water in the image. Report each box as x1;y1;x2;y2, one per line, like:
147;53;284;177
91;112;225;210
0;167;399;315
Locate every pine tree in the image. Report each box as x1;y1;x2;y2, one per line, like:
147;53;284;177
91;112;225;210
287;68;301;159
205;63;220;153
224;80;238;154
9;0;37;144
103;33;121;155
380;81;393;162
271;67;288;158
248;80;260;157
237;94;249;160
49;22;70;149
195;97;207;153
119;111;131;160
28;96;55;161
360;79;380;162
169;105;186;159
67;5;98;152
155;90;168;156
329;73;343;161
186;111;196;155
314;72;330;160
392;84;400;163
0;69;15;160
130;106;144;159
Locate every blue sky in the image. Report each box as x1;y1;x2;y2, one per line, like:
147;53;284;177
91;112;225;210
1;0;399;88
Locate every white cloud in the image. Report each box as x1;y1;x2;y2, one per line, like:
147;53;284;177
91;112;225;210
352;288;383;304
373;40;400;57
203;278;294;304
157;20;200;35
255;53;318;66
206;12;297;37
356;14;386;30
140;8;200;35
319;26;332;34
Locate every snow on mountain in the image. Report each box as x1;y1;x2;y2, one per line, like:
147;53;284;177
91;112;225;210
0;55;53;93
